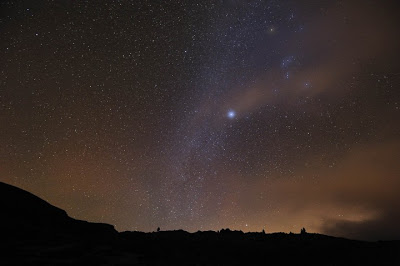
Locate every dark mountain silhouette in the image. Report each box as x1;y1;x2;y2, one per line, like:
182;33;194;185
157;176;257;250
1;181;399;265
0;182;117;239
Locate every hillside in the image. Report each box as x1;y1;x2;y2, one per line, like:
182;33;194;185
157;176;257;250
1;181;399;265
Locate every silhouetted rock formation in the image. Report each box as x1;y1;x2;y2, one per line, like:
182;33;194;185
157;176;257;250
0;182;117;240
1;181;399;265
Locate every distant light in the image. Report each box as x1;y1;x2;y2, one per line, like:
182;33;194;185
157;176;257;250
227;110;236;119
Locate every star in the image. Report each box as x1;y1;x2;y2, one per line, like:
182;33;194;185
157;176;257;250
227;110;236;119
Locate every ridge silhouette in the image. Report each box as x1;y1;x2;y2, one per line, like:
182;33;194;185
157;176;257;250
0;181;117;240
1;181;399;265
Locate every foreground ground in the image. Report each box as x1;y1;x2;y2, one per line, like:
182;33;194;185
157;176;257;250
1;181;399;265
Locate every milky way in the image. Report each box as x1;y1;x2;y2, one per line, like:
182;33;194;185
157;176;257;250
1;0;400;240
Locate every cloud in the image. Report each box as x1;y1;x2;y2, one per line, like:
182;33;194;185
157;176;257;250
314;140;400;240
239;140;400;240
321;209;400;241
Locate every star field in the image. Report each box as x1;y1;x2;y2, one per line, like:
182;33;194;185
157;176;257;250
1;0;400;240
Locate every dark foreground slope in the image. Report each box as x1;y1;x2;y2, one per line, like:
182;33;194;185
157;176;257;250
1;181;399;265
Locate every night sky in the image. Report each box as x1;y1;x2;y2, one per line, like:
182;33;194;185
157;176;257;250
1;0;400;241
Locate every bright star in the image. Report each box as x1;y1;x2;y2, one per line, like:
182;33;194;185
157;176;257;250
227;110;236;119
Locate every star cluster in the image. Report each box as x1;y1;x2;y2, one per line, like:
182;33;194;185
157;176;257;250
1;0;400;240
